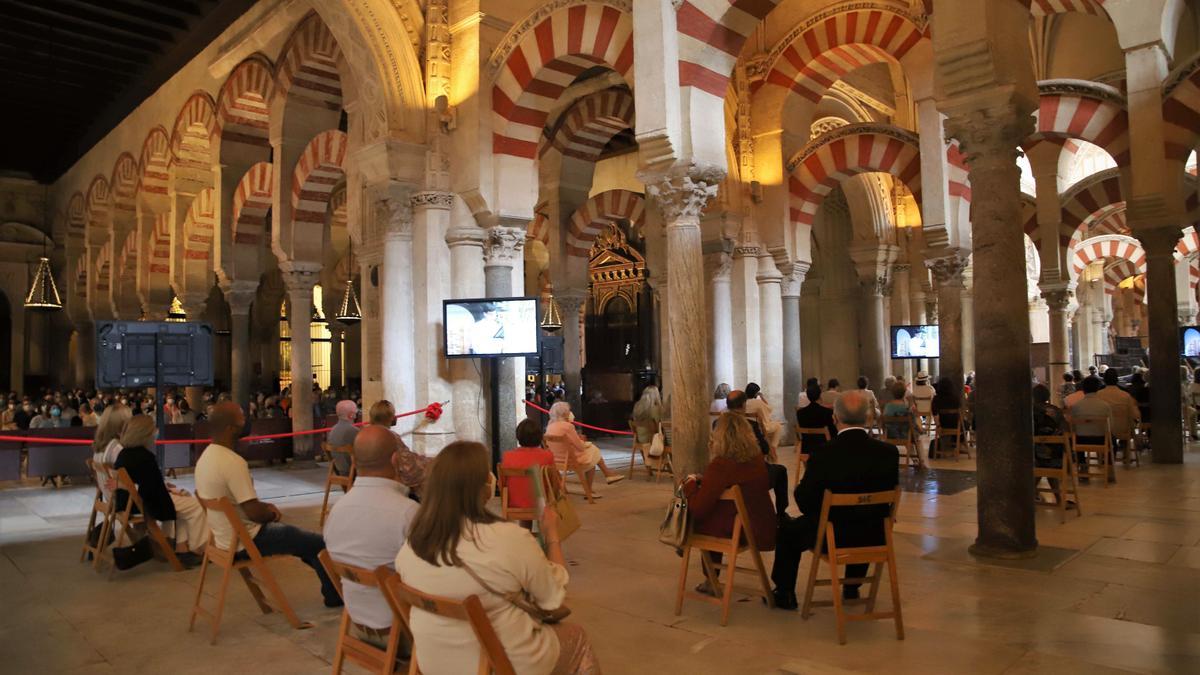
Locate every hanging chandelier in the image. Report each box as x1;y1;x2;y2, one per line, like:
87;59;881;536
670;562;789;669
24;256;63;311
334;240;362;324
540;292;563;333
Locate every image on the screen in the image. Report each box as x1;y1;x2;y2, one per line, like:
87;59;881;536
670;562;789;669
891;325;939;359
1182;327;1200;357
445;298;538;357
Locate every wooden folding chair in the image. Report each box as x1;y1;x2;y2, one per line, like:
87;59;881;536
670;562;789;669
1133;421;1151;459
801;487;904;645
914;396;933;435
793;426;831;477
882;416;921;468
321;442;356;527
108;467;185;578
674;485;774;626
498;465;544;522
1118;422;1143;467
930;410;965;460
544;434;596;503
81;459;116;571
188;496;311;644
1071;417;1115;486
627;421;649;479
319;551;408;675
375;567;516;675
1032;435;1082;523
652;421;675;484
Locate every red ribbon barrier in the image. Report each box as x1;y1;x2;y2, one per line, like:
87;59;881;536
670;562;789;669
0;402;445;446
523;400;634;436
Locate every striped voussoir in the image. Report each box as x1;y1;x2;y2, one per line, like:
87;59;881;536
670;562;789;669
1025;87;1130;166
85;176;112;230
277;13;343;110
1163;58;1200;162
217;57;274;149
94;244;112;295
66;193;86;246
170;92;218;168
676;0;781;98
75;255;88;303
291;130;347;227
120;230;138;283
150;213;172;276
232;162;273;246
528;212;550;245
110;153;140;217
565;189;644;256
492;3;633;160
1021;196;1039;242
1024;0;1108;17
1069;234;1145;290
139;127;171;198
183;189;216;263
1060;168;1122;247
542;87;634;160
946;139;971;234
788;125;921;227
755;8;925;101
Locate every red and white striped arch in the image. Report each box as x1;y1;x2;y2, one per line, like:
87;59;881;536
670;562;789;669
1024;0;1109;18
756;8;926;102
170;92;218;169
110;153;139;219
676;0;781;97
85;176;111;230
565;189;645;256
1021;194;1040;243
1069;234;1144;285
788;125;922;227
1060;167;1122;246
95;244;112;295
946;139;971;231
492;3;634;159
291;130;347;229
1025;84;1130;166
232;162;273;247
66;193;86;249
276;13;343;110
119;232;138;290
138;127;171;199
528;212;550;245
183;188;216;266
1177;226;1200;258
217;56;274;150
1164;55;1200;162
542;87;634;160
149;213;171;278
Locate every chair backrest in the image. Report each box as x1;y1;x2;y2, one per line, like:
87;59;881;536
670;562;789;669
1032;434;1071;462
914;396;932;414
542;434;570;468
794;427;831;452
812;488;900;554
87;458;113;496
195;495;259;556
880;415;913;442
716;485;762;551
938;409;961;434
497;466;543;516
1070;416;1112;444
374;566;516;675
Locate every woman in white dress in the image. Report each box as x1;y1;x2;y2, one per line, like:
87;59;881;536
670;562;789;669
396;441;600;675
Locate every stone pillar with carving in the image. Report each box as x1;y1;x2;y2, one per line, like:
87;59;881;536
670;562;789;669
446;226;487;442
645;172;719;476
1139;227;1183;463
757;254;784;425
850;244;898;395
380;188;416;421
484;225;526;458
705;249;734;392
781;262;808;417
946;103;1037;558
556;289;588;412
282;262;320;458
961;272;976;375
358;245;384;409
1041;284;1074;406
410;191;456;455
927;251;970;394
221;278;259;408
730;244;761;385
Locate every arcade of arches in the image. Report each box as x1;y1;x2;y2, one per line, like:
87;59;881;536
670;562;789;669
5;0;1200;670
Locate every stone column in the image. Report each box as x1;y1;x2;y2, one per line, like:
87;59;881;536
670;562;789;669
928;252;970;393
947;104;1037;558
410;191;456;455
557;289;588;411
178;292;209;411
961;281;976;375
850;244;898;395
380;191;416;418
730;245;760;386
757;254;784;424
1041;285;1074;406
1139;228;1183;463
781;263;807;416
890;263;913;382
645;173;719;476
705;250;734;391
282;263;319;458
446;226;486;442
358;248;384;407
484;226;525;457
220;279;258;408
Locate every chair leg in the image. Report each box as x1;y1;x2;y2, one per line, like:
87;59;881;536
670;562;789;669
865;562;884;613
674;546;691;616
239;567;275;615
628;447;637;480
829;560;847;645
147;521;184;571
718;550;737;627
188;550;211;633
748;546;774;609
332;609;351;675
92;511;114;571
320;480;334;527
254;563;309;630
581;469;595;504
801;550;822;619
209;564;236;644
887;554;904;640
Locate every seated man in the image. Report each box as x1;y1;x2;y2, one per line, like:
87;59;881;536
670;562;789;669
726;390;789;518
195;402;341;607
795;384;836;456
324;426;419;650
369;400;431;497
1069;376;1114;445
326;399;360;475
1097;369;1140;444
770;391;899;610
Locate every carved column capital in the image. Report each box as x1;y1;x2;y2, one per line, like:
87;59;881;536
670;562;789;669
645;171;722;223
219;278;259;315
280;260;321;295
704;251;732;282
411;191;455;211
943;103;1034;170
926;250;971;287
1041;288;1075;313
176;292;208;319
780;262;811;298
555;289;588;316
446;226;486;249
892;263;911;275
483;226;525;268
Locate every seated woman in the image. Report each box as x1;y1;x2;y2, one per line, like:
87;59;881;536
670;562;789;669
930;377;962;454
710;383;730;414
91;403;132;502
545;402;624;486
682;413;777;594
630;385;662;445
882;382;917;443
499;418;562;514
113;416;207;563
396;441;600;675
794;384;835;456
744;382;783;448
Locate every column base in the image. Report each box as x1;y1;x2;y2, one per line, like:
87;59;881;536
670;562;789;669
968;540;1039;560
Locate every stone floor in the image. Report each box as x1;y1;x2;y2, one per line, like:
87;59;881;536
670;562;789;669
2;438;1200;674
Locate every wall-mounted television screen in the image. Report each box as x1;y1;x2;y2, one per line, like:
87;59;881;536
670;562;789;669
1182;326;1200;357
444;297;539;358
891;324;939;359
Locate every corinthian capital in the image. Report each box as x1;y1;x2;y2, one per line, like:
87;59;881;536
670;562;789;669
483;226;525;267
943;103;1034;168
704;251;732;282
926;250;971;287
645;170;722;223
780;262;810;297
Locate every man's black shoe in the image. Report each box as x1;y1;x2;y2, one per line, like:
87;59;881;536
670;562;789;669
324;597;345;609
768;588;798;610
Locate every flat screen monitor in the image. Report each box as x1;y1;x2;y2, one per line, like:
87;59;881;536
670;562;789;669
445;297;539;358
891;324;939;359
1182;326;1200;357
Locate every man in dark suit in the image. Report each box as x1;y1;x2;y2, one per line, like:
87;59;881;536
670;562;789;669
770;390;899;610
725;390;789;518
795;384;836;456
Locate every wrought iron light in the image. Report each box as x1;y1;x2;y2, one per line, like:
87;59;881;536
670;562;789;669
540;293;563;333
24;256;62;311
334;240;362;324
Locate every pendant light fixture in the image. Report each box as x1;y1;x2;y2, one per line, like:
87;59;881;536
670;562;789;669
25;183;62;311
334;239;362;324
540;292;563;333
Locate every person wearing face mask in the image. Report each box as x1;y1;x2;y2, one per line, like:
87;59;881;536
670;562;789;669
194;402;341;607
0;400;16;430
14;400;33;430
29;404;55;429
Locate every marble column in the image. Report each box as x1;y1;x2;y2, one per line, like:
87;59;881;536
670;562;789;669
380;191;416;419
705;250;734;391
1139;228;1183;463
220;279;258;408
781;263;807;416
646;173;719;476
484;226;525;458
358;248;384;407
890;263;913;382
410;191;456;455
947;104;1037;558
961;283;976;375
1041;285;1074;406
557;289;588;411
446;226;486;442
757;254;784;424
928;252;970;393
730;245;761;386
282;263;319;458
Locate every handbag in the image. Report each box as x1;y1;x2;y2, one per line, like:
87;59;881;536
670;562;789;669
459;561;572;624
658;482;691;552
112;536;154;570
648;431;665;458
542;466;581;541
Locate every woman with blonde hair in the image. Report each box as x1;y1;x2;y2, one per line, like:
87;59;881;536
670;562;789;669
630;385;662;444
545;401;624;488
396;441;601;674
91;403;132;501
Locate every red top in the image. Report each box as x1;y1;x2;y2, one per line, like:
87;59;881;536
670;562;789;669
684;456;777;551
499;446;556;508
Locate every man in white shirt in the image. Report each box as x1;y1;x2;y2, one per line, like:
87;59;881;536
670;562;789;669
818;379;842;408
195;402;341;607
324;426;419;647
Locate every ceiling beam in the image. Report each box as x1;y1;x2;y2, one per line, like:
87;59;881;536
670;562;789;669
50;0;191;31
0;11;162;57
0;30;150;68
0;2;170;50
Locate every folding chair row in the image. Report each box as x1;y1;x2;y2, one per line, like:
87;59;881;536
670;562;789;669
81;460;184;577
1032;434;1083;523
628;420;674;483
880;416;921;468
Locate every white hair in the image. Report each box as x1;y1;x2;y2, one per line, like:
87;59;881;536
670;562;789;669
549;401;572;422
633;386;661;420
